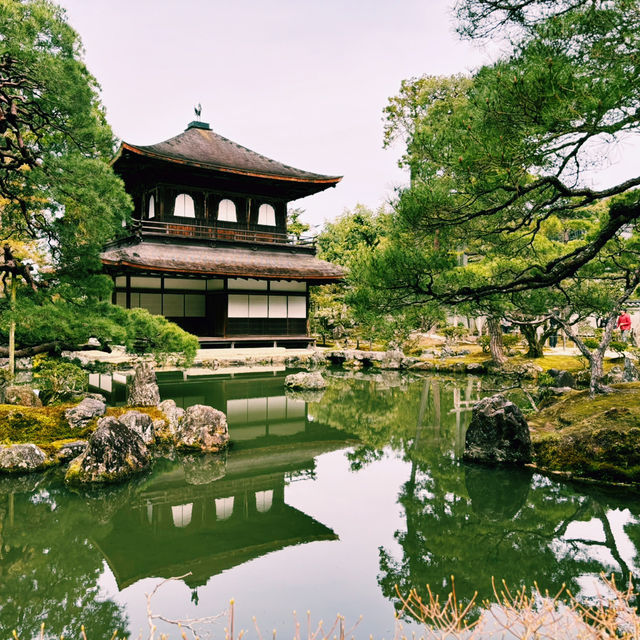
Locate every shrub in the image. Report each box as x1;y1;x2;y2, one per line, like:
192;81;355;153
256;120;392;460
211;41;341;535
479;333;522;355
32;356;87;404
609;339;628;355
117;307;199;365
441;324;469;342
537;372;555;387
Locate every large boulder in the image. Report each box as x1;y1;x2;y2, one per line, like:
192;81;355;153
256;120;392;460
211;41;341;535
284;371;327;390
175;404;229;452
65;416;151;484
118;410;155;444
623;356;640;382
381;348;405;370
65;397;106;429
4;385;42;407
549;369;577;389
605;366;624;385
157;399;185;440
0;444;47;474
464;394;533;464
127;362;160;406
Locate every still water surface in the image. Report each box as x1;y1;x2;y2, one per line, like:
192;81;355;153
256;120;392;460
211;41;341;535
2;369;640;639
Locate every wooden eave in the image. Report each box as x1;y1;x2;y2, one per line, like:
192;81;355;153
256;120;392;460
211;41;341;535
101;240;345;283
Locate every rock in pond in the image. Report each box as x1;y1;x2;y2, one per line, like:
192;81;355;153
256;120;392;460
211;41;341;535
65;416;151;485
464;393;532;465
176;404;229;452
0;443;47;474
284;371;327;390
5;385;42;407
65;397;106;429
157;399;185;439
284;388;325;403
118;410;155;444
127;362;160;406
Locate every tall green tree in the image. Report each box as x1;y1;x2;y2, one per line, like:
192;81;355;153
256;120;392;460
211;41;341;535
374;0;640;303
312;204;430;349
0;0;130;278
286;207;310;242
360;0;640;378
0;1;199;364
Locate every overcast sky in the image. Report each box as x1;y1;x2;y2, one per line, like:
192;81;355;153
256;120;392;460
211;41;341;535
54;0;496;229
56;0;640;230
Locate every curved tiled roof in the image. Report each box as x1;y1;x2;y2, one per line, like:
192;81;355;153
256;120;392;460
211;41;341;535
101;242;345;282
117;123;342;185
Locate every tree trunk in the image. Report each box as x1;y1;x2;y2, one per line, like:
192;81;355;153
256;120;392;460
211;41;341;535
520;324;544;358
487;317;508;365
0;341;105;358
589;351;610;396
553;314;615;397
8;273;16;378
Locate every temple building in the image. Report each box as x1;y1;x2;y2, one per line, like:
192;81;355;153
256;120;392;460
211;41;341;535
101;119;344;347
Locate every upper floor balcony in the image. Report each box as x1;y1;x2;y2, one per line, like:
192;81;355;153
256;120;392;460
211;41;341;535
128;217;316;249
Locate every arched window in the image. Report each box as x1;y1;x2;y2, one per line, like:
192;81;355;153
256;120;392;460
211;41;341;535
174;193;195;218
218;198;237;222
258;203;276;226
148;195;155;219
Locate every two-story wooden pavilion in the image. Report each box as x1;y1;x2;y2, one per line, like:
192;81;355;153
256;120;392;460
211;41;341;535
101;119;344;347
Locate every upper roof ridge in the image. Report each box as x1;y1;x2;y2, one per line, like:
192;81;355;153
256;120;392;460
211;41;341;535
119;124;341;185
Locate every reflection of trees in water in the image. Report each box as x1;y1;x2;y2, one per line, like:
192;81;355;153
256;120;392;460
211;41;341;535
0;474;129;639
312;374;484;461
379;463;640;619
314;372;640;619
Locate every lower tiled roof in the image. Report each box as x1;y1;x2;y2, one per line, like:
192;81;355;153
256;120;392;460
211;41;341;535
101;242;344;282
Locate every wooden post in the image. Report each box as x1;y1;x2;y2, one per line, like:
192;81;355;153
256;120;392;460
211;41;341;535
8;272;16;379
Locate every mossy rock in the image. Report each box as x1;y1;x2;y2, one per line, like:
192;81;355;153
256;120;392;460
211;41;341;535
105;405;166;423
530;383;640;483
0;403;168;457
0;404;92;450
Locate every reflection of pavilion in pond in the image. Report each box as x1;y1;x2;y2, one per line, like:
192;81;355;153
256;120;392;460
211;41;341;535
158;370;316;446
93;371;354;589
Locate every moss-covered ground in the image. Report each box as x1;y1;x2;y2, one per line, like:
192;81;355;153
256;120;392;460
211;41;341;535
529;383;640;484
0;404;166;456
421;348;622;375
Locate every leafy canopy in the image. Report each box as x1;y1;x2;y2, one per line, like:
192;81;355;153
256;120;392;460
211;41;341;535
0;0;130;287
373;0;640;306
0;1;199;363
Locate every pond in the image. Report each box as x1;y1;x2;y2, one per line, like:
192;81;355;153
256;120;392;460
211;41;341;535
2;369;640;639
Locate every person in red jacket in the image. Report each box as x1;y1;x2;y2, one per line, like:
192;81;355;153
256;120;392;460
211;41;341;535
617;309;632;342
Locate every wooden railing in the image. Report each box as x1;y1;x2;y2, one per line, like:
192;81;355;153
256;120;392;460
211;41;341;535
131;219;315;247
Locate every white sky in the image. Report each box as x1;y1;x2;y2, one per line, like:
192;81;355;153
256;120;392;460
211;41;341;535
55;0;493;230
56;0;640;230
